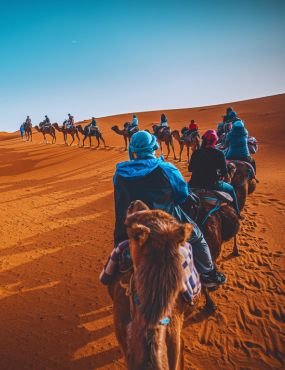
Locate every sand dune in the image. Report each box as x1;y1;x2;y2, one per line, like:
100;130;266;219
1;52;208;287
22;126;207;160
0;94;284;369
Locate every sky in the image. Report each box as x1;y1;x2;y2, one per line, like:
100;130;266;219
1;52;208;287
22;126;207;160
0;0;285;131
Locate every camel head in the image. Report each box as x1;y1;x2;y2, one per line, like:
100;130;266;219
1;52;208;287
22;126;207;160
171;130;180;141
226;161;237;182
125;200;192;322
52;123;61;130
34;125;41;132
76;125;84;133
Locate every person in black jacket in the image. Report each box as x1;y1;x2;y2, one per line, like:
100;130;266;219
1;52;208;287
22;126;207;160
188;130;240;216
113;130;226;288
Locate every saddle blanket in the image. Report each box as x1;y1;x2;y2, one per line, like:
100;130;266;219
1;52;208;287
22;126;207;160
100;240;201;303
192;188;233;205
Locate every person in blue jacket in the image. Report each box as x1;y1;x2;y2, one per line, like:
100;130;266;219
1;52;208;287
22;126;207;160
128;114;139;133
113;130;226;288
20;123;25;141
225;120;256;172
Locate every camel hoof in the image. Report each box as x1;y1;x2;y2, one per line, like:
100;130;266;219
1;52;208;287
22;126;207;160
232;250;240;257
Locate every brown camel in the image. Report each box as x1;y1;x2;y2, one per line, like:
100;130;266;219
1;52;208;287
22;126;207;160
52;122;80;146
108;200;199;370
172;129;201;162
34;124;56;144
111;122;138;150
152;125;177;160
24;122;33;142
77;124;106;148
227;161;257;211
182;191;240;311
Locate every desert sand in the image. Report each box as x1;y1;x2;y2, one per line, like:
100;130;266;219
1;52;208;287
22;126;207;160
0;94;284;370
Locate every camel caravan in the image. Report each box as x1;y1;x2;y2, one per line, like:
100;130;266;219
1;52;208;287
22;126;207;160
20;108;258;368
98;107;258;369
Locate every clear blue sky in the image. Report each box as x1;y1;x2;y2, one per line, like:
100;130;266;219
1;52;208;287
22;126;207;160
1;0;284;131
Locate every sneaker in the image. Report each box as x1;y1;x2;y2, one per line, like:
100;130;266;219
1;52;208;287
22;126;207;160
201;269;227;288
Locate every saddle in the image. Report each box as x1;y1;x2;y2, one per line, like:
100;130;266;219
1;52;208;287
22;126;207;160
191;188;233;226
192;188;233;205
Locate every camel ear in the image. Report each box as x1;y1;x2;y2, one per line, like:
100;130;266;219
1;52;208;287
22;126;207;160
127;200;149;216
172;223;193;245
127;223;151;246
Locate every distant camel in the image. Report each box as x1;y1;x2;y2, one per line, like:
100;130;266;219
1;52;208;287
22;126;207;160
108;200;199;369
227;161;258;211
111;122;138;150
172;129;201;162
52;122;80;146
24;122;33;142
77;124;106;148
152;124;177;160
34;124;56;144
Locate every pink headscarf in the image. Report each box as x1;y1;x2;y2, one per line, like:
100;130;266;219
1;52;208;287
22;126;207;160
202;130;218;148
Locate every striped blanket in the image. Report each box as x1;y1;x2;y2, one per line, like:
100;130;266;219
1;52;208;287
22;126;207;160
99;240;201;303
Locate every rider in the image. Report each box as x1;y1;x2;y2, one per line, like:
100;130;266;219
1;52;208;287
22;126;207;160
156;113;168;134
182;119;199;140
25;116;32;126
67;113;75;128
225;119;256;173
90;117;97;131
188;130;240;216
40;115;51;128
128;114;139;133
113;130;226;288
188;119;198;134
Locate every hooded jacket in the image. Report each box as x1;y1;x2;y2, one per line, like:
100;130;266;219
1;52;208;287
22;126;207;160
225;120;249;159
113;156;194;245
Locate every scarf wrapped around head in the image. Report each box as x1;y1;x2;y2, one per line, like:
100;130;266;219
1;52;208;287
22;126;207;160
202;130;218;148
129;131;159;160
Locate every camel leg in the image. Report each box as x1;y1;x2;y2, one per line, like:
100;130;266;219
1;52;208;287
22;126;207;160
76;132;80;146
232;236;239;256
70;134;75;146
179;144;183;162
203;286;217;312
89;136;92;147
100;135;106;147
82;136;86;147
96;137;100;148
43;133;47;144
166;143;170;159
187;146;190;162
170;140;177;160
124;136;128;151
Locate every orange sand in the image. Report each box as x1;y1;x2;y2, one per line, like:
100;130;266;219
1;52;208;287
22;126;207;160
0;94;284;369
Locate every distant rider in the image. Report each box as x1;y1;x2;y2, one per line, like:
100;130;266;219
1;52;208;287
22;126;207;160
128;114;139;134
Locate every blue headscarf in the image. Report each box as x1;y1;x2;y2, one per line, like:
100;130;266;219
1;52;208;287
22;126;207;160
129;131;159;160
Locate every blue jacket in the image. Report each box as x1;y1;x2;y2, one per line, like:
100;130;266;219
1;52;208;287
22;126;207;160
225;120;249;159
132;117;138;127
113;156;192;245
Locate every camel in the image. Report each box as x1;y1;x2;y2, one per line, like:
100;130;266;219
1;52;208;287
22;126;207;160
182;192;240;311
24;122;33;142
34;124;56;144
108;200;199;370
227;161;257;211
152;125;177;160
172;129;201;162
52;122;80;146
77;124;106;148
111;122;138;150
